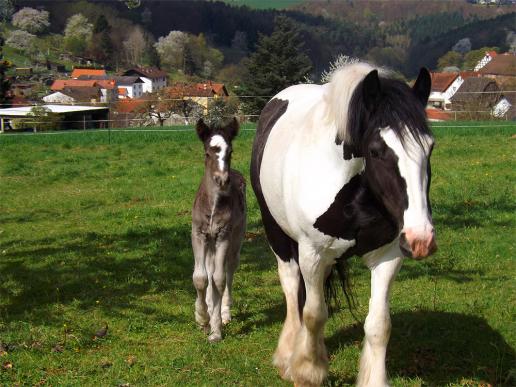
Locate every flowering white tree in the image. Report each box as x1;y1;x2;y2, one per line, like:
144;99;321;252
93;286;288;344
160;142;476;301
12;7;50;35
154;30;188;70
6;30;36;52
64;14;93;55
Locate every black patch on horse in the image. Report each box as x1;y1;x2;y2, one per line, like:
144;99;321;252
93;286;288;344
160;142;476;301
347;70;431;153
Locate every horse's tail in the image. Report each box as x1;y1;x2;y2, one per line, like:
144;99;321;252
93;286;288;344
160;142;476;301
324;258;358;319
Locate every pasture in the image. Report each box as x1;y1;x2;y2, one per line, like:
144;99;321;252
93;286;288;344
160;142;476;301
0;123;514;386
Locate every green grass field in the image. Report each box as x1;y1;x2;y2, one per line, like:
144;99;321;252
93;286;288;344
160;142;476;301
0;123;515;386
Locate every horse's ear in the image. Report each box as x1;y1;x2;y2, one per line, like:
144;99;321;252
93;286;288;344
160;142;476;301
362;69;381;111
196;118;210;142
226;117;239;140
413;67;431;107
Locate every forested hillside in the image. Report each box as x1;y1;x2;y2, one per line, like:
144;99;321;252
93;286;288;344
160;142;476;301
10;0;516;78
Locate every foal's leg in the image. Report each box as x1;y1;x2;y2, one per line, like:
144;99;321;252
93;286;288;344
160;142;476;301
290;245;332;387
192;231;209;333
273;254;302;381
221;247;240;325
207;240;229;342
357;242;403;387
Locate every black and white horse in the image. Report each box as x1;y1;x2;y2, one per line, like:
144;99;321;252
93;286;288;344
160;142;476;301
250;63;436;386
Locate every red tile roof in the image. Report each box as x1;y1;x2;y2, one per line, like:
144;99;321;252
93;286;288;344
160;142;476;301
71;68;107;78
51;80;98;90
166;81;228;98
459;71;480;80
430;72;459;93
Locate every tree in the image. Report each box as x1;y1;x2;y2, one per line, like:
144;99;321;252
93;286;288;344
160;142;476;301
18;106;63;132
0;33;13;108
437;51;463;70
136;89;176;127
0;0;14;22
122;26;147;65
64;14;93;56
240;16;312;115
11;7;50;35
88;15;113;63
6;30;36;52
154;30;188;70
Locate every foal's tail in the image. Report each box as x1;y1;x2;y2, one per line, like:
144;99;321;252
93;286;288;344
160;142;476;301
324;258;358;320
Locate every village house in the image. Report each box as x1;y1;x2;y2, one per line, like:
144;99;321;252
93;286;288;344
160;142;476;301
429;72;464;110
479;53;516;84
166;81;229;113
50;79;117;103
473;51;497;71
76;75;145;99
122;67;167;93
450;77;504;119
43;87;103;104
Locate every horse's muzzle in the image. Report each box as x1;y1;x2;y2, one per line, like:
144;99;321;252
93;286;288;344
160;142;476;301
399;228;437;259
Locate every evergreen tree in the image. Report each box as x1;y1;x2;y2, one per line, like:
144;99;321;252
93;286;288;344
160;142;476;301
240;16;312;115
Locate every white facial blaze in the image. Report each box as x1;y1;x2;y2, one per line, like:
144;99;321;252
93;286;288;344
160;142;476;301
209;135;228;172
379;127;433;234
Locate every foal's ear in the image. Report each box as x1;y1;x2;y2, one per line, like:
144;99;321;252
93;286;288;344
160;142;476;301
196;118;211;142
225;117;239;140
412;67;431;107
363;69;381;111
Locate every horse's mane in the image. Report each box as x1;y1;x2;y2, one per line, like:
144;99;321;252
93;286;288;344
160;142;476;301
326;62;430;148
324;62;383;144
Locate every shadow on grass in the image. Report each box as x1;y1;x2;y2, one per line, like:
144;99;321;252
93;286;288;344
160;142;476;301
0;222;278;327
434;200;515;230
0;225;197;324
327;310;515;385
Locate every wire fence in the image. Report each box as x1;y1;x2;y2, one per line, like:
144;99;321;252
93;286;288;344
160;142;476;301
1;92;515;133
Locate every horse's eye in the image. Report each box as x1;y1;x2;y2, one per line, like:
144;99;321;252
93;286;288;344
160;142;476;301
205;152;209;158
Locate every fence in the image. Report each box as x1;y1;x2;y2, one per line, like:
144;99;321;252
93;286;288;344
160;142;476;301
1;91;515;133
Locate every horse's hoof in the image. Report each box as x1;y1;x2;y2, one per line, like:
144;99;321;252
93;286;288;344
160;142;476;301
208;333;222;343
200;325;210;334
222;318;231;325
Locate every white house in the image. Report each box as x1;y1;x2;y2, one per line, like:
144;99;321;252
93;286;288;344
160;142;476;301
474;51;497;72
122;67;167;94
114;76;144;99
429;72;464;110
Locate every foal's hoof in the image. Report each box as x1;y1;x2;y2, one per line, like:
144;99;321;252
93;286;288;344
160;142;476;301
208;332;222;343
222;318;231;325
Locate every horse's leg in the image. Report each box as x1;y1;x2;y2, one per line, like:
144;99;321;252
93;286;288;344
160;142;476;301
273;254;302;381
207;240;229;343
357;242;403;387
222;245;240;325
290;245;332;387
192;231;209;333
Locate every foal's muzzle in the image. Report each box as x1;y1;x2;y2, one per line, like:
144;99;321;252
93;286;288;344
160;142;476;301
400;227;437;259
